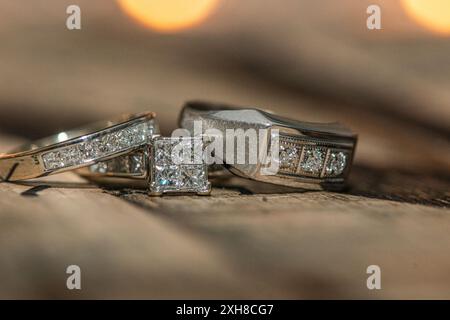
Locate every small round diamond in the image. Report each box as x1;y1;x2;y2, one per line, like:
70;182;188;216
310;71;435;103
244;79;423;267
326;151;347;176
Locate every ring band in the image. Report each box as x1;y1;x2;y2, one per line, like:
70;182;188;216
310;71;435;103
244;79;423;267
179;101;357;190
0;112;157;181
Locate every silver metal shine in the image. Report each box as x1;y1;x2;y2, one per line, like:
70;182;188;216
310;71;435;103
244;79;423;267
0;112;157;181
178;101;357;190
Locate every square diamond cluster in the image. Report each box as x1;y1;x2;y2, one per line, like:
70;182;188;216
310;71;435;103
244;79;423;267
41;122;149;171
276;134;349;178
150;137;209;194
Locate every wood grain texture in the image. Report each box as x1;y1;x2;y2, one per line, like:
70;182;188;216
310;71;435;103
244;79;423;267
0;176;244;299
0;149;448;298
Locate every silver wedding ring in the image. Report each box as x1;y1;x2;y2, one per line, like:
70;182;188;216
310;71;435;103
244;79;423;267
0;112;157;181
179;101;357;190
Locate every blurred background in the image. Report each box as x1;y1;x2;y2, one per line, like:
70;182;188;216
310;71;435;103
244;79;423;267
0;0;449;181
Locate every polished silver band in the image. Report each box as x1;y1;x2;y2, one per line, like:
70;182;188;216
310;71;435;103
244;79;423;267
0;112;157;181
179;101;357;190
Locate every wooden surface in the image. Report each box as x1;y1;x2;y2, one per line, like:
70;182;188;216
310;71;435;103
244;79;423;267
0;136;449;298
0;0;449;299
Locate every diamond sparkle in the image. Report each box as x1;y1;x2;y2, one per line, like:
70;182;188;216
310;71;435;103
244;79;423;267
325;151;347;177
279;145;299;167
300;148;326;175
89;151;146;175
41;122;148;171
150;137;209;194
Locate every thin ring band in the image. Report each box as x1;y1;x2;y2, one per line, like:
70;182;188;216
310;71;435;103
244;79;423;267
0;112;157;181
178;101;357;190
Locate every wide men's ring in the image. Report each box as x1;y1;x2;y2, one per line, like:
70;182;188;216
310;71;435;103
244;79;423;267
0;112;157;181
179;101;357;190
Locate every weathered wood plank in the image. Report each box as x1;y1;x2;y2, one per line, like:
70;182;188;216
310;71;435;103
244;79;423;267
0;164;448;298
0;175;248;299
119;177;450;299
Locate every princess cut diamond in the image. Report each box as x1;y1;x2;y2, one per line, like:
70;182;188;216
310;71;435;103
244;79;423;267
300;147;326;175
272;134;302;175
179;165;207;189
150;137;210;195
129;152;145;174
325;151;348;177
42;151;63;170
154;165;180;190
279;145;299;167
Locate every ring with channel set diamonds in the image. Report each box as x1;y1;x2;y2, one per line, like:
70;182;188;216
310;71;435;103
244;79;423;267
78;136;212;196
0;112;157;181
179;101;357;191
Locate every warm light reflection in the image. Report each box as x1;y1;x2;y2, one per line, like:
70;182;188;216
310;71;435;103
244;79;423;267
401;0;450;34
117;0;220;32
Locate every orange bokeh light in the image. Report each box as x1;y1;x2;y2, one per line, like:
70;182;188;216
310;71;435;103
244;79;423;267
401;0;450;35
117;0;220;33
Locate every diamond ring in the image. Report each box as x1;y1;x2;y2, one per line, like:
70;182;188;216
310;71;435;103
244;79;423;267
78;136;211;196
149;136;211;195
179;101;357;190
0;112;157;181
